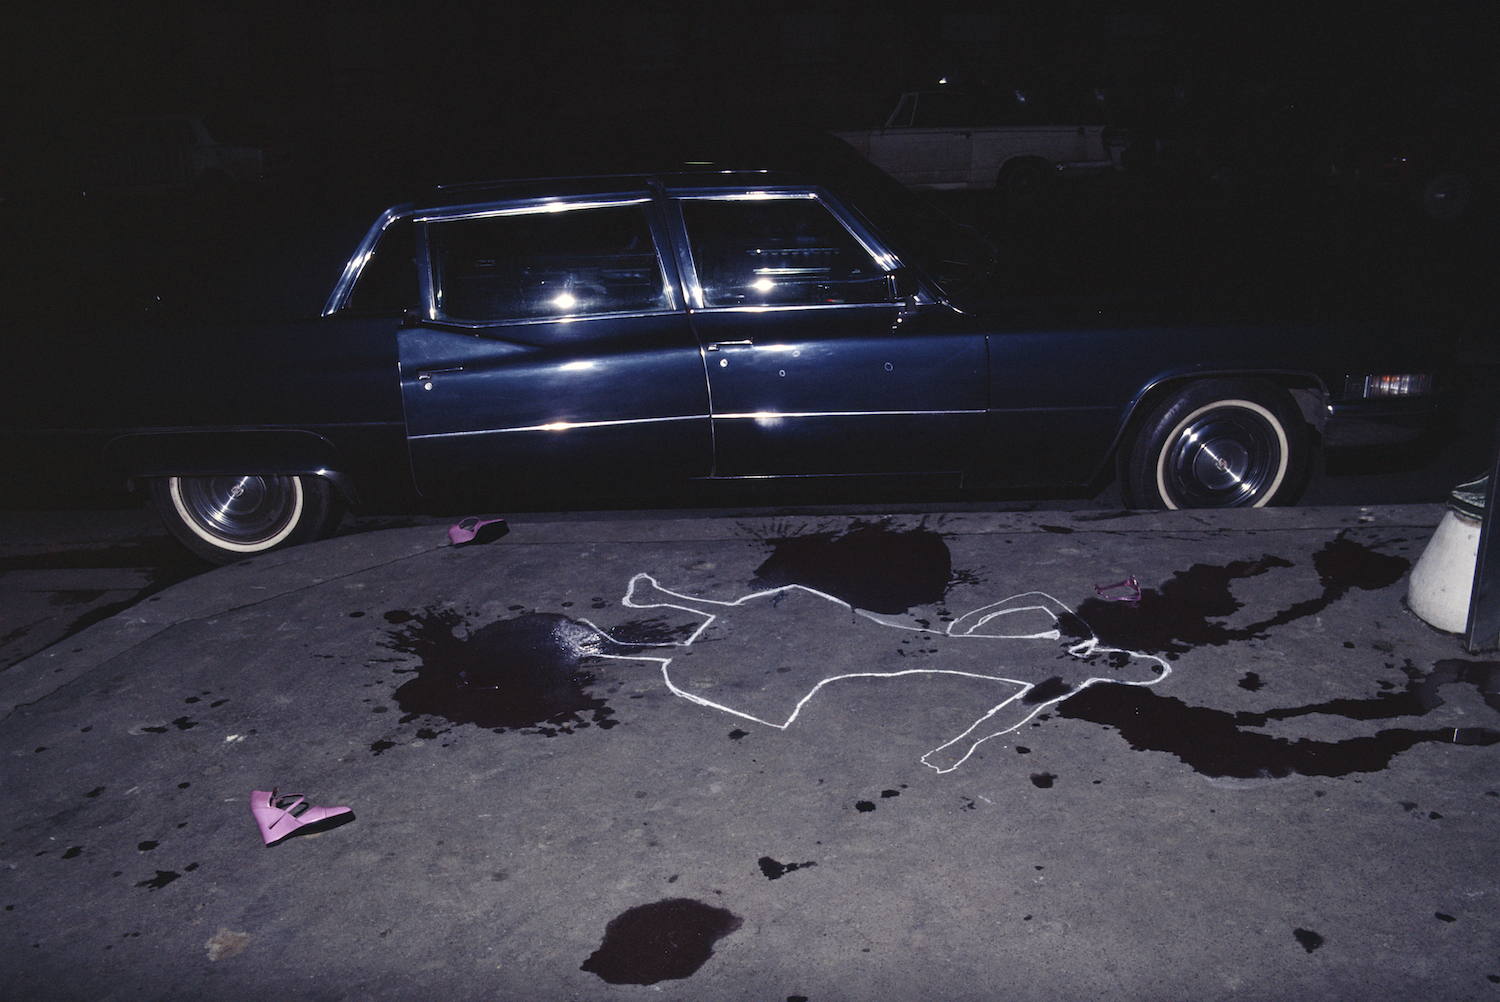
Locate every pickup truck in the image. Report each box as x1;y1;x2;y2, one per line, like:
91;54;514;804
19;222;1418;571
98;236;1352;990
832;91;1119;200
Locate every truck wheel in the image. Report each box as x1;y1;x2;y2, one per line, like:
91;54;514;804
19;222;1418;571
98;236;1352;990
149;474;345;564
1123;379;1307;509
999;158;1052;203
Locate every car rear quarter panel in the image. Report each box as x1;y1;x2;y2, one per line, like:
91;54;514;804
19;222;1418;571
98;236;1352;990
9;315;408;502
971;319;1366;488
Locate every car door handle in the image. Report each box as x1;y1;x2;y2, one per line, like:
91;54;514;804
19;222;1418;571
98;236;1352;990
705;340;754;351
416;365;465;380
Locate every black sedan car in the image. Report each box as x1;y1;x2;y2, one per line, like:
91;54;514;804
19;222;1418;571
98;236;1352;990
6;137;1451;563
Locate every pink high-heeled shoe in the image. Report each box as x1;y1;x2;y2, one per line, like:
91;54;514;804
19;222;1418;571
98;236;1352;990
250;789;353;846
448;516;508;546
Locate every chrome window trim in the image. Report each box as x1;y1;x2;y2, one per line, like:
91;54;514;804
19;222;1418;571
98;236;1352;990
322;203;414;316
690;300;900;315
414;195;653;224
411;306;685;333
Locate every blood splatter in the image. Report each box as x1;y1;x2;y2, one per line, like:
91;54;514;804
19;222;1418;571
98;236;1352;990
758;856;816;880
750;521;956;614
1074;533;1409;657
382;610;681;732
581;899;742;985
1294;928;1325;953
1058;661;1500;780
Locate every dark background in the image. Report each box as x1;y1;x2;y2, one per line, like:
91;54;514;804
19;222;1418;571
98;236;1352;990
5;2;1497;193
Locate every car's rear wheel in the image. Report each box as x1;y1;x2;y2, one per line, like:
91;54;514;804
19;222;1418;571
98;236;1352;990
149;474;345;564
1124;379;1308;509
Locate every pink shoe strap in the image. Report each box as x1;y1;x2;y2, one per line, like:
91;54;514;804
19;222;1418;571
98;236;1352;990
266;794;306;829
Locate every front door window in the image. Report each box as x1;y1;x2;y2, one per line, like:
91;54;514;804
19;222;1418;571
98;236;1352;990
679;195;890;309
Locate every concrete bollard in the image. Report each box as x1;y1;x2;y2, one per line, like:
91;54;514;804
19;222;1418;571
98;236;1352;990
1408;474;1489;634
1408;508;1482;633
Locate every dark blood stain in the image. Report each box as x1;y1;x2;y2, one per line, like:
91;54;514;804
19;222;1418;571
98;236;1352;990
1023;677;1073;705
1016;746;1031;754
758;856;816;880
881;789;900;798
1293;928;1325;953
1030;773;1057;788
1075;533;1409;657
1260;659;1500;721
383;610;676;733
750;520;957;614
140;717;198;734
137;841;157;852
1239;672;1264;691
62;847;83;859
50;588;108;606
1436;912;1457;922
135;871;180;890
84;787;104;798
728;729;749;741
855;800;876;812
383;610;413;624
1038;524;1074;534
1058;658;1500;780
370;739;395;755
580;898;742;985
1053;612;1095;642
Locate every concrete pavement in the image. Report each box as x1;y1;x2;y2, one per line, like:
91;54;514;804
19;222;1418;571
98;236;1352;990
2;505;1497;1001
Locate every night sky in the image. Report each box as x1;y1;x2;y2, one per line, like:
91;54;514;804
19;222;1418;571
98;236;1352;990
4;2;1495;174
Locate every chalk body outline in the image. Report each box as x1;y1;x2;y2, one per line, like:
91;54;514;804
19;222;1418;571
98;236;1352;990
584;573;1171;773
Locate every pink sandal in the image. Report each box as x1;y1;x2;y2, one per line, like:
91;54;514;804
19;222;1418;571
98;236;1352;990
1093;575;1142;602
250;789;353;846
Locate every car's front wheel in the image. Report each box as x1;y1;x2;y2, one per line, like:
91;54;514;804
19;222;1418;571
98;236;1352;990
1124;379;1308;509
149;474;345;564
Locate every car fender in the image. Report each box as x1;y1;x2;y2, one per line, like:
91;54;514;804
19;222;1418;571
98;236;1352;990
101;430;360;504
1104;369;1329;481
